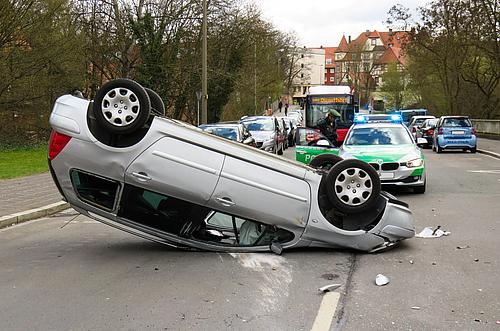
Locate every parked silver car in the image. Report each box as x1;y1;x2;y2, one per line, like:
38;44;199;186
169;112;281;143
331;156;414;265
48;79;415;253
240;116;284;155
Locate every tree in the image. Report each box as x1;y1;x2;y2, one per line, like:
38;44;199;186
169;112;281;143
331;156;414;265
388;0;499;118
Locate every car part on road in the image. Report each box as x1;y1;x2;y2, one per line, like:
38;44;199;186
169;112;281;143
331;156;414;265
415;226;450;238
318;284;342;293
93;78;151;134
375;274;390;286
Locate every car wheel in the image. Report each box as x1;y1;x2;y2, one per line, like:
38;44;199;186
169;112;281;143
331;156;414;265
470;146;477;153
436;142;443;153
309;154;343;171
93;78;151;134
413;180;426;194
144;87;165;116
325;159;381;214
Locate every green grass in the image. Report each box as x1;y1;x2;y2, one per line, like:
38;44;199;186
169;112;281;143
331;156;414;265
0;146;48;179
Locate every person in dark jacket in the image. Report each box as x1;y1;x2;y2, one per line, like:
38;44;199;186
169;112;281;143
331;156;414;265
316;110;339;146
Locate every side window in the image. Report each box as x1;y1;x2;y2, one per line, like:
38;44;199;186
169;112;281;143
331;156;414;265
118;185;211;236
205;212;294;247
70;170;119;211
118;186;294;247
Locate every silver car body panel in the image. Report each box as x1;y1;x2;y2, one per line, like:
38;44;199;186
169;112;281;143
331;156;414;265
49;95;415;252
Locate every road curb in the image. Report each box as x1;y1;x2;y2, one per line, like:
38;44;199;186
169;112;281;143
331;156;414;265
478;149;500;160
0;201;70;229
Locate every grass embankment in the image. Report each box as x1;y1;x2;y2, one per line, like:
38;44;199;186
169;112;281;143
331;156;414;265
0;146;48;180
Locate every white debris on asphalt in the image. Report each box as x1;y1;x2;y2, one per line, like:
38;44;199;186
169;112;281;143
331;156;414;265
318;284;342;293
415;226;451;238
375;274;390;286
411;306;421;310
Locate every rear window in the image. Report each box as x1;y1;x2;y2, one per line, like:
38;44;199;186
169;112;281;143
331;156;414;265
443;118;471;127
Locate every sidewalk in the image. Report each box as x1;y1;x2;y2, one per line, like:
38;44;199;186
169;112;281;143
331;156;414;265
478;137;500;157
0;172;68;228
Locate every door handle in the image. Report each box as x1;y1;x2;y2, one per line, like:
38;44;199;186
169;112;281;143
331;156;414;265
216;197;235;206
297;150;306;154
132;172;151;181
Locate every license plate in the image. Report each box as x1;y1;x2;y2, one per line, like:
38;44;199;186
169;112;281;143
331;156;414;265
380;172;395;179
452;130;465;135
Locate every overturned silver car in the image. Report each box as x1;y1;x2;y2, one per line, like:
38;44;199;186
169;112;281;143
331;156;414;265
48;79;414;253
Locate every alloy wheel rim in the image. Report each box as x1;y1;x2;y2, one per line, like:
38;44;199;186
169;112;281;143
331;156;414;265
101;87;140;127
334;167;373;206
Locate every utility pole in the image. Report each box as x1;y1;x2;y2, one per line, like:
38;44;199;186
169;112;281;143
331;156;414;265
254;43;257;116
201;0;208;124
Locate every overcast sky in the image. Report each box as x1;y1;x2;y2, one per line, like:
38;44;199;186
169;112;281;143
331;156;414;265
250;0;428;47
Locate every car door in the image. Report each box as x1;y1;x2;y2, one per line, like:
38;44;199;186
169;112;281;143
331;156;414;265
124;136;225;205
207;156;311;231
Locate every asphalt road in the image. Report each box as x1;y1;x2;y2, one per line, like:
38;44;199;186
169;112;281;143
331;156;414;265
1;147;499;330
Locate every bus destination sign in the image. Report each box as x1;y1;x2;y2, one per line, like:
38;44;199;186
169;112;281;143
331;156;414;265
311;96;351;104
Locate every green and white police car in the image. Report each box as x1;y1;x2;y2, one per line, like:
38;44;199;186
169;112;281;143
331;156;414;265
296;114;427;193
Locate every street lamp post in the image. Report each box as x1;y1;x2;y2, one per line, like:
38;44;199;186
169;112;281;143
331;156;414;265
201;0;208;124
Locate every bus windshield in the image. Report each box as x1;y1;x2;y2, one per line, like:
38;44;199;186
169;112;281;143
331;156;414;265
307;103;353;128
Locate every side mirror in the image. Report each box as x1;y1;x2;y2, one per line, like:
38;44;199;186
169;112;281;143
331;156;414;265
243;136;255;145
270;241;283;255
316;139;331;147
416;138;427;146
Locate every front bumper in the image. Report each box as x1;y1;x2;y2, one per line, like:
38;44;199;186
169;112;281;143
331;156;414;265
256;140;275;153
377;166;426;187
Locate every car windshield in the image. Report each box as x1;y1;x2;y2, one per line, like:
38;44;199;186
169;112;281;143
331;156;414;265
345;126;413;145
424;119;438;127
443;118;471;127
413;118;428;126
242;118;274;131
201;126;239;141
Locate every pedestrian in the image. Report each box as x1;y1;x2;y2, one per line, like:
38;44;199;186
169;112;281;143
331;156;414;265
316;109;339;146
284;102;289;116
278;100;283;113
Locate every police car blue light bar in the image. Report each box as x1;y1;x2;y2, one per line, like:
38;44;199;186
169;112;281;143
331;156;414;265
354;115;366;123
390;114;402;122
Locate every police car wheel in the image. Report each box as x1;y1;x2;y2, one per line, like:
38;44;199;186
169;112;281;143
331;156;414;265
325;159;381;214
309;154;343;171
93;79;151;134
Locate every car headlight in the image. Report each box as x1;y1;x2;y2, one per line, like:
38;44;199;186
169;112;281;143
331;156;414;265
406;158;424;168
264;135;275;143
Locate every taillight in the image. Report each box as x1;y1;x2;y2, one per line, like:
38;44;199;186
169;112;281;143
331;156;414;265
437;127;443;135
472;128;476;134
428;129;434;136
48;131;72;160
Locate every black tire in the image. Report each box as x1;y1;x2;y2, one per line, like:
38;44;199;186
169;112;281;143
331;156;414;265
144;87;165;116
309;154;343;171
436;142;443;153
470;146;477;153
413;180;426;194
325;159;381;214
93;78;151;134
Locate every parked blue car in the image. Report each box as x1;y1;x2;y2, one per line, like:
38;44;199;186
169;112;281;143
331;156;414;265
433;116;477;153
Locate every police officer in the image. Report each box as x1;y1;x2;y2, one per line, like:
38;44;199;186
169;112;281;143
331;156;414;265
316;110;339;146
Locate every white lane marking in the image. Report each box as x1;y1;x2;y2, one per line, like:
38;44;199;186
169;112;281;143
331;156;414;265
311;292;341;331
467;170;500;174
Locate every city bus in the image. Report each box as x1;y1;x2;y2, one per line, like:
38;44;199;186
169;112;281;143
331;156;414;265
301;85;357;144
